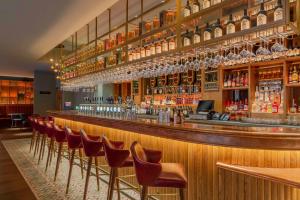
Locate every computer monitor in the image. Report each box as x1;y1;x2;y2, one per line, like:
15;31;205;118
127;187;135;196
196;100;214;113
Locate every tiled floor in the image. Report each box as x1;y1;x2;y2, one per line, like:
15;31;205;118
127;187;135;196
2;136;140;200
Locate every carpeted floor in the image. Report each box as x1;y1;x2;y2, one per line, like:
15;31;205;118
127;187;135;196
2;137;140;200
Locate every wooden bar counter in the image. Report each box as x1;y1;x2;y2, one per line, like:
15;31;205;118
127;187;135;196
49;111;300;200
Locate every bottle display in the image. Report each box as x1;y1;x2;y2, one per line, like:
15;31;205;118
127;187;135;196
183;0;191;17
252;80;283;114
289;65;300;84
214;19;223;38
192;0;200;14
226;14;235;34
257;3;267;26
193;26;201;44
274;0;283;21
202;0;211;9
223;70;248;88
241;9;250;31
203;23;212;41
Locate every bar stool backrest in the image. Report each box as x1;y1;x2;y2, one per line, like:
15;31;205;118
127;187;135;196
80;129;102;157
65;127;82;149
54;124;66;142
130;141;162;185
102;136;129;168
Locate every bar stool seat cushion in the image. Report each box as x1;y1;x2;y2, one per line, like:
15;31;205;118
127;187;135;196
153;163;187;188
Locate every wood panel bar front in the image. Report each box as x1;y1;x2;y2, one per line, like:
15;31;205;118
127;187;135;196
50;111;300;200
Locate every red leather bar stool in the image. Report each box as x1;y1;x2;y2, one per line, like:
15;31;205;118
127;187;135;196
44;121;55;172
33;117;47;157
28;116;37;152
130;141;187;200
33;118;42;157
37;120;47;164
80;129;104;200
102;136;134;200
53;124;67;181
65;127;84;194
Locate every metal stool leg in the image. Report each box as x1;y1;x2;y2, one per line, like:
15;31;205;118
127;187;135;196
107;168;117;200
141;186;148;200
95;157;100;191
45;137;54;172
38;134;46;164
66;149;75;194
79;149;84;179
83;157;93;200
29;130;36;152
34;133;40;157
54;142;63;181
179;188;185;200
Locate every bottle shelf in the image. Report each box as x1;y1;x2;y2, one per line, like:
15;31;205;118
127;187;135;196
223;86;249;90
286;83;300;87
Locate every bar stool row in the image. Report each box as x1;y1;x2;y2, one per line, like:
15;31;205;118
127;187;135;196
28;116;187;200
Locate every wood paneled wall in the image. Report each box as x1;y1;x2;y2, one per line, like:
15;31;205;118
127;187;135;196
55;117;300;200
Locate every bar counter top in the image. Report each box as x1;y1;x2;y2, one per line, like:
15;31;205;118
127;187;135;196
48;111;300;150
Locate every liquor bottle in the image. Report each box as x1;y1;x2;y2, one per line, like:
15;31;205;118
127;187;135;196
226;14;235;34
136;48;141;60
145;45;151;57
169;36;176;50
224;74;228;87
128;50;133;62
274;0;283;21
193;26;201;44
257;3;267;26
203;23;212;41
214;18;223;38
227;74;232;87
244;98;248;111
140;46;146;58
241;9;251;31
289;67;292;83
192;0;200;14
291;66;299;83
162;38;169;52
182;30;192;47
155;41;162;54
202;0;211;9
150;43;156;55
290;98;297;113
183;0;191;17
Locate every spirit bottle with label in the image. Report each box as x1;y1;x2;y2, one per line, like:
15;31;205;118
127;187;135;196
169;35;176;50
162;38;169;52
193;26;201;44
226;14;235;34
274;0;283;21
203;22;212;41
192;0;200;14
292;66;299;83
241;9;250;31
182;30;192;46
257;3;267;26
214;18;223;38
202;0;211;9
183;0;191;17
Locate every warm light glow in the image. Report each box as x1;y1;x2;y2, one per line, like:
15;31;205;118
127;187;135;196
50;58;54;62
51;65;55;70
54;69;58;73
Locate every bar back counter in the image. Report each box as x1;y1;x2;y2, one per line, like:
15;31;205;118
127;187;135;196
49;111;300;200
